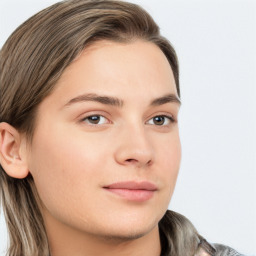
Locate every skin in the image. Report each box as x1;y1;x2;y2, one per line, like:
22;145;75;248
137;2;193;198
0;40;181;256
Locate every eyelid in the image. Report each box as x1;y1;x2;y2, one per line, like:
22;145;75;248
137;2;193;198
83;115;109;125
77;111;177;127
78;112;112;126
146;114;175;126
146;111;176;121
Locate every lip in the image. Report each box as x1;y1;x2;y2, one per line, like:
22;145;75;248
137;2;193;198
103;181;157;202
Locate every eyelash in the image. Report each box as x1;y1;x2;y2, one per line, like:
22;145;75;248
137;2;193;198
81;115;110;126
80;114;175;126
147;115;175;126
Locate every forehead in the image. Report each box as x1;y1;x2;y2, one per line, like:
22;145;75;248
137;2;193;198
42;40;178;108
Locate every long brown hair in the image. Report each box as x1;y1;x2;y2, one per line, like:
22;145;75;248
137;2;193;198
0;1;203;255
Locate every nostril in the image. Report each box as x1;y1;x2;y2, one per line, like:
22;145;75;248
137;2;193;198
147;159;152;165
125;158;152;166
126;159;136;163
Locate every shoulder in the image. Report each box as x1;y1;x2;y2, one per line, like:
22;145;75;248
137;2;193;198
212;243;245;256
198;239;245;256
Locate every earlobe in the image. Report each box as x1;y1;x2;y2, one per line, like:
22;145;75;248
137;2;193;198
0;122;30;179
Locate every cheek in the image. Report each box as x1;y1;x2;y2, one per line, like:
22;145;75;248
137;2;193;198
157;132;181;192
158;130;181;167
27;127;106;215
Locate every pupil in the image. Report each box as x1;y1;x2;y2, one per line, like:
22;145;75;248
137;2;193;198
154;116;164;125
89;116;100;124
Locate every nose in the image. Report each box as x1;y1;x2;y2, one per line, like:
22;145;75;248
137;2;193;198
114;125;154;168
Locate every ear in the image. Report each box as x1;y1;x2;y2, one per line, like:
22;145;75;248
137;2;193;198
0;122;30;179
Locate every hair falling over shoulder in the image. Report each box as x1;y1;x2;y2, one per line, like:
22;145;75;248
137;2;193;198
159;210;205;256
0;1;202;255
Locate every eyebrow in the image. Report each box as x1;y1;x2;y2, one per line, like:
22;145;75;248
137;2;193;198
63;93;181;108
64;93;123;107
150;94;181;106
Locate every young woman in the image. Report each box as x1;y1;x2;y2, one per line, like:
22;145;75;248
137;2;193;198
0;1;245;255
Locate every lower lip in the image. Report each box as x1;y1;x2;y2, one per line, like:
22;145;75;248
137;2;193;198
104;188;155;202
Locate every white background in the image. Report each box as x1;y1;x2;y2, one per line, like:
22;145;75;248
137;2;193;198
0;0;255;255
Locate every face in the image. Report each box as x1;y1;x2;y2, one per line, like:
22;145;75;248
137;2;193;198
26;40;181;240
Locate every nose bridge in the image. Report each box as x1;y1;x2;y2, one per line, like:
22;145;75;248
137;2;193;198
114;120;154;167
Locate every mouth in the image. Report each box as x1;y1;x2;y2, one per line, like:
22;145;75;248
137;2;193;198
103;181;158;202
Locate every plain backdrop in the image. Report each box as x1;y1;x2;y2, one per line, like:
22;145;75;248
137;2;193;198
0;0;255;255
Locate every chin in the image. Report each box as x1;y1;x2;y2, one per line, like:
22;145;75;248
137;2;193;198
96;224;157;243
90;212;160;243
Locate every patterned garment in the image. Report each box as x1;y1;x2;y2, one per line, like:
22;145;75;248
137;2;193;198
212;244;245;256
158;210;248;256
198;239;245;256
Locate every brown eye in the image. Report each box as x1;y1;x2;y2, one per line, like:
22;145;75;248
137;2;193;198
153;116;165;125
147;115;174;126
82;115;108;125
88;116;100;124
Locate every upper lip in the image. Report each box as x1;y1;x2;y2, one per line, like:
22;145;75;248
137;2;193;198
103;181;158;191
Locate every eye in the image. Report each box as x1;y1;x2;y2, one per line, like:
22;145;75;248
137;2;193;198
82;115;109;125
147;115;174;126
